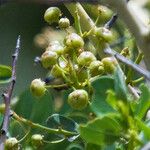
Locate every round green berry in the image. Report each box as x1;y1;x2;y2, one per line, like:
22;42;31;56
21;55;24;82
68;89;88;110
30;79;46;97
101;57;117;74
59;17;70;29
95;27;113;42
41;51;58;69
44;7;61;24
78;51;96;67
46;41;64;55
64;33;84;49
89;60;104;77
5;137;19;150
31;134;43;148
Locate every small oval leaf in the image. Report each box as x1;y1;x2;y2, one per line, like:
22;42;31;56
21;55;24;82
0;64;12;84
46;114;79;133
91;76;115;116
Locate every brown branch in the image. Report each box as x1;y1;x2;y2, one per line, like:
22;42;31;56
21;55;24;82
0;35;21;150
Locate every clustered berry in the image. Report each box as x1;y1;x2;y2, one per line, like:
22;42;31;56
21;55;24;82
5;137;19;150
31;134;44;148
30;7;117;110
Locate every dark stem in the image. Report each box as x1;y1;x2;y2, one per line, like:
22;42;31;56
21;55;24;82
104;47;150;81
0;35;21;150
105;13;118;29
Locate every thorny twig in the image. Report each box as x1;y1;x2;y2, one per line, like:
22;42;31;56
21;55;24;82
0;36;21;149
104;47;150;81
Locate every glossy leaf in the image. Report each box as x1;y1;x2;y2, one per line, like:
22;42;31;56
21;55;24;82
135;84;150;119
136;118;150;140
91;76;115;116
46;114;79;133
79;115;122;145
114;66;128;101
0;64;12;84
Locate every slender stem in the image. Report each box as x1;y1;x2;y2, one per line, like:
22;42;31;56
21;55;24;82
0;36;21;149
126;52;144;84
12;111;77;136
74;5;82;36
132;77;144;86
45;83;69;89
104;47;150;81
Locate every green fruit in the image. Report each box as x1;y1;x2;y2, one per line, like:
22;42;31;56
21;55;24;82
44;7;61;24
64;33;84;49
101;57;117;74
78;51;96;67
95;27;113;42
41;51;58;68
89;60;104;76
30;79;46;97
68;89;88;110
59;17;70;29
31;134;43;148
5;138;19;150
46;41;64;55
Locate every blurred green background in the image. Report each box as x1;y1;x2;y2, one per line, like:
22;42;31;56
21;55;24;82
0;2;48;96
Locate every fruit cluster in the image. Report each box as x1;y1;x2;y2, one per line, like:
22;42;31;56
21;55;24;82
30;7;116;110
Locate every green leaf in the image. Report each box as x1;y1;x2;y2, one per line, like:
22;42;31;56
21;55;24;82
136;118;150;140
46;114;78;133
106;90;118;110
135;84;150;119
0;64;12;84
114;66;128;101
66;143;84;150
91;76;115;116
86;143;102;150
79;115;122;146
11;89;53;137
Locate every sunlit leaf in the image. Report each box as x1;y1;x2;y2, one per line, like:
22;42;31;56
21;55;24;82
91;76;115;116
114;66;128;101
79;115;122;145
135;84;150;119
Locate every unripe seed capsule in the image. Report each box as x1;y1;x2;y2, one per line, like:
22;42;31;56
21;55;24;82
31;134;43;148
44;7;61;24
46;41;64;55
78;51;96;67
5;137;19;150
89;60;103;76
59;17;70;29
64;33;84;49
68;89;88;110
41;51;58;69
30;79;46;97
101;57;117;74
95;27;113;42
